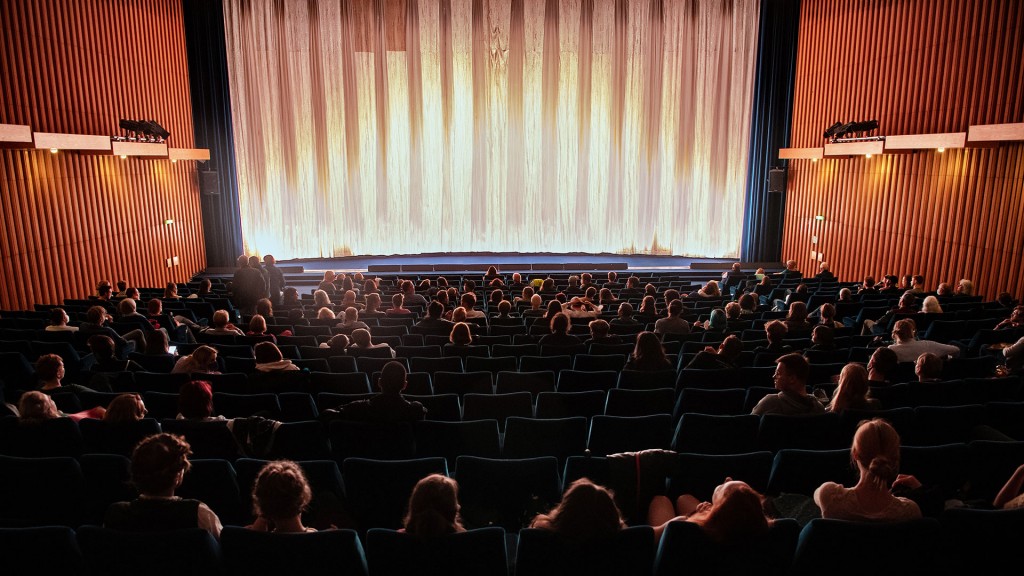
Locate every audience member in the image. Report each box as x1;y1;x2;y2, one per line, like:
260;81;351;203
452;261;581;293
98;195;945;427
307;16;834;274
751;353;824;416
171;345;220;375
685;335;743;370
914;352;944;382
814;419;922;522
583;319;620;346
254;341;299;372
402;474;465;537
46;307;78;332
103;393;148;424
888;318;961;362
17;389;105;422
105;433;223;539
322;360;426;423
825;363;879;413
648;479;773;545
654;300;691;335
247;460;315;533
624;331;673;371
348;328;396;358
539;312;582;347
530;478;626;541
994;464;1024;510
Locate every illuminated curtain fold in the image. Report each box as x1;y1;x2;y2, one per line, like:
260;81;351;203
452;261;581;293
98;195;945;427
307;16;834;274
223;0;760;258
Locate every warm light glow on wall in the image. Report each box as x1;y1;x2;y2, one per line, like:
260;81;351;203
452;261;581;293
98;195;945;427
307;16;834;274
224;0;760;259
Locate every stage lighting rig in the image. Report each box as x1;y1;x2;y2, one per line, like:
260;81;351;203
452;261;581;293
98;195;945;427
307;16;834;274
824;119;882;143
114;119;170;143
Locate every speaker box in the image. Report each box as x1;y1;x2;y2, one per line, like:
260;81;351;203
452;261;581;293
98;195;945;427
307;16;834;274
768;168;787;193
200;171;220;196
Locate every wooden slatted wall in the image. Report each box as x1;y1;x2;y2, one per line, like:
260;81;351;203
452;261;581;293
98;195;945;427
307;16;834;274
783;0;1024;300
0;0;205;310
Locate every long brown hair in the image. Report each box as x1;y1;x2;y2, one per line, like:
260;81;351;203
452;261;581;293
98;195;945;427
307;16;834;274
403;474;465;537
688;481;772;544
530;478;625;540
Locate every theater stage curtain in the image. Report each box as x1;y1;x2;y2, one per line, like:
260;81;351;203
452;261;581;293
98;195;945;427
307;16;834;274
223;0;759;259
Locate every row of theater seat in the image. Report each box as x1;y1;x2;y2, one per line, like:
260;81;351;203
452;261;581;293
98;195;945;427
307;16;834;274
4;397;1023;467
2;452;1022;575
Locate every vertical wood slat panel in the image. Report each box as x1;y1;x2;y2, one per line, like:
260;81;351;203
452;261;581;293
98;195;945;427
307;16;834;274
783;0;1024;300
0;0;205;311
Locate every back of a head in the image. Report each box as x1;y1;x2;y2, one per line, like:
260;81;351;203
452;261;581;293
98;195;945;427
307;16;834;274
88;334;117;361
852;419;901;489
18;390;58;422
131;433;192;496
145;329;169;354
86;305;106;325
378;360;407;394
724;302;741;320
668;299;684;317
893;318;916;342
699;481;770;544
450;322;473;346
869;347;899;380
178;380;214;419
104;393;146;424
497;300;512;315
589;319;610;338
118;298;136;316
719;335;743;361
35;353;64;381
830;363;869;413
765;320;787;343
550;312;571;335
253;460;312;523
404;473;463;537
254;341;284;364
212;309;230;328
533;478;624;540
427;300;444;319
812;325;834;347
787;301;808;322
49;307;68;326
915;352;943;380
351;328;372;347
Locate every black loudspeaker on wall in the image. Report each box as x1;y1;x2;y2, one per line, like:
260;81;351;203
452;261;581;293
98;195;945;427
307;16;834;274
200;171;220;196
768;167;787;193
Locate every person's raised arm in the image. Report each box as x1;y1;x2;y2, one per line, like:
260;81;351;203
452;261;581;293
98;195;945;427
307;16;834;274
994;464;1024;509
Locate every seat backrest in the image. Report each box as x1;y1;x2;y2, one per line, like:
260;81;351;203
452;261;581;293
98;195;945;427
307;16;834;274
604;387;674;417
494;370;556;395
765;448;855;497
365;527;508;576
0;526;84;572
555;369;617;393
671;413;760;455
535;390;607;419
453;455;561;531
76;526;223;576
667;451;775;498
653;518;800;576
0;454;85;526
516;526;656;576
462;392;533;429
342;457;449;532
413;419;501;464
587;414;672;457
790;518;942;576
502;416;589;464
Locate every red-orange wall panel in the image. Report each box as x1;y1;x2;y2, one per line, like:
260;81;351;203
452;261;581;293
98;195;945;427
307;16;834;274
783;0;1024;300
0;0;205;310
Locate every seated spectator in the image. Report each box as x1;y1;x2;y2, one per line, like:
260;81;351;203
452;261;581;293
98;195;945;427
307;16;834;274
254;298;274;319
445;321;474;349
603;271;622;290
386;293;413;317
994;305;1024;330
583;319;621;346
994;464;1024;510
148;299;201;341
317;272;337;294
339;290;362;311
753;320;792;356
450;307;468;324
104;433;223;539
564;296;601;319
287;308;308;326
35;353;102;394
402;279;429;308
319;333;350;351
313;289;333;309
361;292;386;318
598;288;619;308
203;309;244;336
694;308;728;335
247;460;315;533
611;302;639;325
88;334;144;372
282;287;302;309
317;307;336;320
177;379;225;421
538;312;583;347
1002;335;1024;375
336;307;370;333
685;335;743;370
402;474;465;537
751;353;824;416
815;262;835;281
619;275;643;298
867;347;899;386
530;478;626;541
515;286;535;305
460;292;486;319
655;300;692;335
172;345;220;375
825;363;879;413
46;307;79;332
783;301;812;332
528;293;544;314
914;352;944;382
936;283;954;297
115;280;129;298
103;393;148;424
816;302;844;329
648;479;773;544
738;293;758;316
492;299;516;319
80;305;147;358
488;289;504;309
322;360;426;423
118;297;155;333
416;300;456;334
805;325;836;352
189;278;214;300
246;314;275;342
639;295;659;317
624;331;673;371
254;341;299;372
724;301;742;322
773;283;808;312
888;318;960;362
348;328;396;358
921;295;944;313
143;329;177;359
18;389;105;422
814;418;922;522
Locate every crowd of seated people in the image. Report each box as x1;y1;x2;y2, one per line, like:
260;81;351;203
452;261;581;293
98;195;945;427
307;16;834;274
2;260;1024;573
